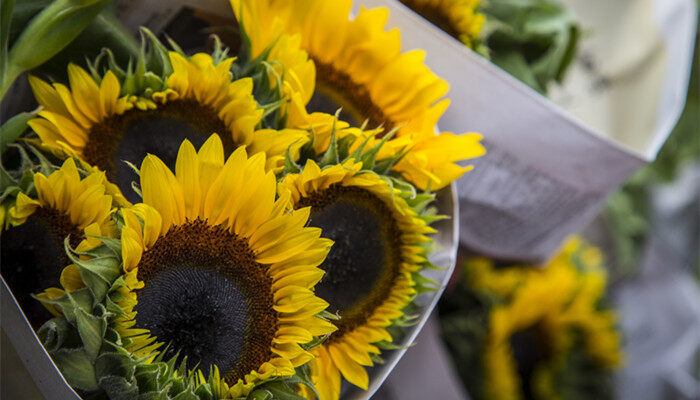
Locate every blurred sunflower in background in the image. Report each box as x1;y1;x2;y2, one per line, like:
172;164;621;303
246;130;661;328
0;157;116;327
27;37;307;204
440;237;622;400
279;130;438;399
232;0;485;191
398;0;485;50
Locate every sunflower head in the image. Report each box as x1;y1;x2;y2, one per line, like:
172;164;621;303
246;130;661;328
232;0;486;191
279;146;439;399
1;156;116;327
447;237;623;400
91;134;335;397
27;34;307;204
35;220;322;400
399;0;485;49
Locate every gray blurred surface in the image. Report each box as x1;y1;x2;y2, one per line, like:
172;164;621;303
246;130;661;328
1;328;46;400
375;314;469;400
613;163;700;400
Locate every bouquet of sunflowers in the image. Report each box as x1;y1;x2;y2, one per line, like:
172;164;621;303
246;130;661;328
1;1;488;399
440;237;623;400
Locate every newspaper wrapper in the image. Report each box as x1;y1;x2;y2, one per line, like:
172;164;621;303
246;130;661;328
358;0;697;263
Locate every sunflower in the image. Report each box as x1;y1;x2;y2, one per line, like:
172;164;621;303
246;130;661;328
461;237;622;400
27;48;307;204
398;0;485;48
88;134;336;397
0;157;115;327
232;0;486;190
279;156;435;399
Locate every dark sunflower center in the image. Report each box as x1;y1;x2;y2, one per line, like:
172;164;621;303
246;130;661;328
297;185;402;340
509;325;552;400
0;207;82;328
82;100;235;204
133;219;276;384
309;60;395;133
399;1;462;40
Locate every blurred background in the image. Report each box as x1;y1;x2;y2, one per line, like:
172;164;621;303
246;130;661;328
378;18;699;400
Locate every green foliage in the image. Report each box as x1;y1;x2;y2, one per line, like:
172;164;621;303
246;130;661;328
285;114;409;182
0;111;35;155
0;0;112;99
86;28;174;99
0;141;56;228
437;275;492;399
244;366;319;400
481;0;580;94
44;5;140;81
6;1;140;82
231;31;289;131
555;333;615;400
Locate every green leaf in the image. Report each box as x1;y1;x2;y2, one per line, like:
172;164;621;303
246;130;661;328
0;112;35;156
75;306;106;359
0;0;14;80
254;382;307;400
51;348;100;392
134;367;161;393
319;112;341;166
32;287;92;325
37;5;140;81
37;317;75;352
370;353;385;365
95;351;136;381
193;384;213;400
491;50;543;93
172;389;199;400
74;253;121;284
99;375;140;400
1;0;111;99
140;28;173;78
92;236;122;257
65;239;121;303
282;146;302;175
7;0;50;43
104;293;126;317
247;390;273;400
482;0;580;94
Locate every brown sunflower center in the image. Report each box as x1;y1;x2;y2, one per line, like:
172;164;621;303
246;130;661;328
296;185;402;340
0;207;82;328
82;100;235;203
133;219;276;384
509;324;552;400
399;1;462;40
309;59;395;133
